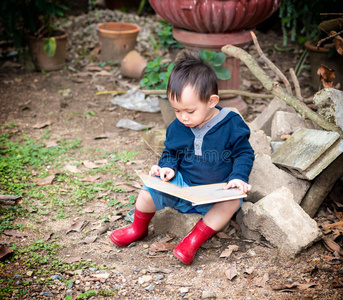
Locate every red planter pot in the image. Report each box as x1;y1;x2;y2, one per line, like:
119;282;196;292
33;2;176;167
149;0;281;33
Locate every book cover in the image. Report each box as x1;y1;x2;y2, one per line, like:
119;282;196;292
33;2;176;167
135;170;246;206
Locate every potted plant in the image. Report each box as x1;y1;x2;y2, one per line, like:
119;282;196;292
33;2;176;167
0;0;70;71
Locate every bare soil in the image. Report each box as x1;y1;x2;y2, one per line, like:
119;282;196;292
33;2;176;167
0;15;342;300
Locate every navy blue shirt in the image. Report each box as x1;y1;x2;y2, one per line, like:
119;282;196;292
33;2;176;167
158;107;255;186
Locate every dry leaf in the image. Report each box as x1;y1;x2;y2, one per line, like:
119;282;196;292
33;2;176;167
94;159;108;165
330;31;343;55
0;245;13;259
83;160;98;169
220;245;239;258
110;215;122;222
2;231;28;238
272;282;317;292
216;232;230;239
94;134;109;140
65;256;82;263
65;165;80;173
44;232;53;241
79;236;97;244
317;64;335;88
66;221;86;234
97;224;109;235
225;267;238;280
33;120;52;129
84;273;110;282
83;207;94;213
32;175;55;186
45;141;58;148
149;242;177;253
322;236;342;254
81;175;101;182
255;273;269;287
117;184;136;192
244;266;255;275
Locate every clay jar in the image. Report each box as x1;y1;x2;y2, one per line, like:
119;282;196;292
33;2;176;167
97;22;140;63
28;31;68;71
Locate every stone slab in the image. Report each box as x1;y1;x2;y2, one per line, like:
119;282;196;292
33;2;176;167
247;154;310;204
271;111;307;141
239;187;323;257
152;207;201;238
249;129;271;156
271;128;342;180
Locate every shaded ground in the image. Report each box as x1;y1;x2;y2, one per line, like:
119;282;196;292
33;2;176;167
1;9;343;300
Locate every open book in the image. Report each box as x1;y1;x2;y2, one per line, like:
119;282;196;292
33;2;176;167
136;170;246;206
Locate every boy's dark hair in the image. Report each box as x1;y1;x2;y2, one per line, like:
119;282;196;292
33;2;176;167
167;50;218;103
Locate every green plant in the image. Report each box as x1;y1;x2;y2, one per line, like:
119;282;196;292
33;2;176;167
198;49;231;80
140;57;175;90
156;21;183;50
279;0;340;45
0;0;71;57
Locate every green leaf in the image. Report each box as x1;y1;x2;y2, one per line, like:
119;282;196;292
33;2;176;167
159;72;167;80
212;52;226;66
148;72;160;84
213;66;231;80
167;63;175;73
147;61;156;68
43;37;56;57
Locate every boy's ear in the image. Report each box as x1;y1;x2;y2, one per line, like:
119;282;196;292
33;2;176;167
209;94;220;107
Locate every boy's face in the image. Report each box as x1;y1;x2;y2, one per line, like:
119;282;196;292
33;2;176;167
169;85;219;128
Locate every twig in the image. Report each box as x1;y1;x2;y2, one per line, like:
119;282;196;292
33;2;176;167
142;89;274;99
250;31;293;95
221;44;343;138
143;139;162;157
289;68;303;101
317;29;343;48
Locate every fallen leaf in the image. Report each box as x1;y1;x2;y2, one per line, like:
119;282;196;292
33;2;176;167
65;165;80;173
45;141;58;148
331;31;343;55
254;273;269;287
33;120;52;129
66;221;86;234
44;232;53;241
83;207;94;213
79;236;97;244
272;282;317;292
225;267;238;280
84;273;110;282
216;232;230;239
94;159;108;165
149;242;177;253
0;245;13;259
2;231;28;238
32;175;55;186
81;175;101;182
94;134;109;140
244;266;255;275
317;64;335;88
110;215;122;222
117;184;136;192
322;236;342;254
220;245;239;258
83;160;99;169
323;221;343;231
65;256;82;263
229;220;241;232
97;224;109;235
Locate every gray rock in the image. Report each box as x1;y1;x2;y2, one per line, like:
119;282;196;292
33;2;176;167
40;291;53;297
271;111;307;141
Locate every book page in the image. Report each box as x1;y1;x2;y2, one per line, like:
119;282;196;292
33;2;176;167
136;170;246;206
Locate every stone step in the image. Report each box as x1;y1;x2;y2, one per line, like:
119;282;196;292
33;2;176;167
271;128;342;180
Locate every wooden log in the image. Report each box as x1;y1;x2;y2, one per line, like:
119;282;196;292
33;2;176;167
300;154;343;218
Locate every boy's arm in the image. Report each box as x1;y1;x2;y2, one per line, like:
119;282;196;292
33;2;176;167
227;117;255;183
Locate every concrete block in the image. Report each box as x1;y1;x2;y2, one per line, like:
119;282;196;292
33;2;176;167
271;128;342;180
271;111;307;141
250;97;295;136
152;207;201;238
236;202;262;241
249;130;271;156
270;141;285;153
239;187;322;257
247;154;311;204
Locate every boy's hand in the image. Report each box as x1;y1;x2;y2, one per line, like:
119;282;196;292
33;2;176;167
224;179;251;193
149;165;175;182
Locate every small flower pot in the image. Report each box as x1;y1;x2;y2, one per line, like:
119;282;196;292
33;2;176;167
120;50;147;79
97;22;140;63
28;31;68;71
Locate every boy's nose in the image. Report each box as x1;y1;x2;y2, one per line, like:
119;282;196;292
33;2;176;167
181;113;189;121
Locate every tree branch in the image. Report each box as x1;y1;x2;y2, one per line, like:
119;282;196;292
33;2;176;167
221;44;343;138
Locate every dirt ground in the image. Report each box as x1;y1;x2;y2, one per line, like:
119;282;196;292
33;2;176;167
1;10;343;300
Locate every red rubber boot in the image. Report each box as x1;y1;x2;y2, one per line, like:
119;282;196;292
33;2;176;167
110;209;155;247
173;219;216;265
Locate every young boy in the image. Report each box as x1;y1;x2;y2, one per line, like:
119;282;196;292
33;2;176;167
110;51;255;265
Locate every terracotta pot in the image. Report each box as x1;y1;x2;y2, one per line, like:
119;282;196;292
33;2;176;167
97;22;140;63
120;50;147;79
28;32;68;71
149;0;281;33
158;98;175;127
304;40;343;89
